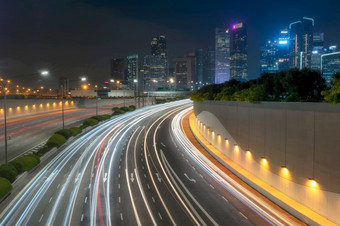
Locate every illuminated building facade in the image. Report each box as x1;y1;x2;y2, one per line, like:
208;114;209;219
215;27;230;83
230;22;248;80
110;58;125;82
321;50;340;85
289;17;314;69
260;40;279;74
126;53;138;90
151;35;168;80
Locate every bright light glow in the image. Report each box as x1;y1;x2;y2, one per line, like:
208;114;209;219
83;85;88;89
312;50;319;54
278;40;288;45
81;77;86;81
234;144;239;150
246;150;251;157
110;79;114;83
41;71;49;75
133;79;138;83
309;179;317;187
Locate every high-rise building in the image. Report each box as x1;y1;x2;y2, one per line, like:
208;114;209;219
230;22;248;80
260;40;279;74
151;35;168;80
126;53;138;90
321;48;340;85
311;32;325;71
215;28;230;83
195;48;204;90
277;30;290;71
173;52;196;90
203;47;215;85
289;17;314;69
143;55;165;91
110;58;125;82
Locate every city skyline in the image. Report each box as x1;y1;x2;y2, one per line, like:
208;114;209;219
0;0;339;86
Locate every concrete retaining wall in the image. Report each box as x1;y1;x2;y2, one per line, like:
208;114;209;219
194;101;340;225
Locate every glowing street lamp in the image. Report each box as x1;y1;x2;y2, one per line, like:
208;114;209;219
41;71;49;76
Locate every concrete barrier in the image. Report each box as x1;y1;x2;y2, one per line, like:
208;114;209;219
194;101;340;225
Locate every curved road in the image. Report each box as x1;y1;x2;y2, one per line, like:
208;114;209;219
0;100;296;225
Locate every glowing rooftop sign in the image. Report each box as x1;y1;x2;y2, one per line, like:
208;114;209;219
232;23;243;30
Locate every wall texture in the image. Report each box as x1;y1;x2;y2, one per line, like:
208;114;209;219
194;101;340;224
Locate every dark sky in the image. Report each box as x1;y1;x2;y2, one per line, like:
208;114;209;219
0;0;339;87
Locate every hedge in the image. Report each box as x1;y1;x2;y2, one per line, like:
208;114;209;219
112;109;125;116
69;127;82;136
46;134;67;148
55;129;73;139
10;154;40;172
82;118;99;127
0;165;18;183
0;177;12;199
112;107;120;112
35;145;53;157
91;115;111;122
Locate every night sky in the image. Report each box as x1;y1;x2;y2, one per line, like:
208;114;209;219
0;0;339;87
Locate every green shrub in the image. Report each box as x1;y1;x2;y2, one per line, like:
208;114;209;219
69;127;82;136
55;129;73;139
46;134;67;148
79;124;88;130
112;109;125;116
82;118;99;127
120;107;129;112
101;114;111;120
0;165;18;183
9;161;23;174
112;107;120;112
128;105;136;110
35;145;52;157
10;154;40;172
91;115;111;122
0;177;12;199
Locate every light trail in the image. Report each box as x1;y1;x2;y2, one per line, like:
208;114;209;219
171;107;297;226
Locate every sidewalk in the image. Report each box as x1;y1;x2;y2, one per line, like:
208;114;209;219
183;110;337;226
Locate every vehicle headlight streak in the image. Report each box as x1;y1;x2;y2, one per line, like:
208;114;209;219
171;107;297;226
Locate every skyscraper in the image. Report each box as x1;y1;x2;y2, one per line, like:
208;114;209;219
110;58;125;82
277;30;290;71
143;55;165;90
173;52;196;90
195;48;204;90
321;48;340;85
260;40;279;74
126;53;138;90
203;47;215;85
151;35;168;83
289;17;314;69
230;22;248;80
215;28;230;83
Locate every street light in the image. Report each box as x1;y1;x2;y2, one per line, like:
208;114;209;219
0;78;10;165
134;79;138;108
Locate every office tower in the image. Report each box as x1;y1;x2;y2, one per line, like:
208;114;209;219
230;22;248;80
260;40;279;74
203;47;215;84
173;52;196;90
277;30;290;71
289;17;314;69
143;55;165;91
195;48;204;90
311;33;325;71
126;53;138;90
321;48;340;85
110;58;125;82
215;28;231;83
151;35;168;79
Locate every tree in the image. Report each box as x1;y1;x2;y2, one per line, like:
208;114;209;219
322;72;340;104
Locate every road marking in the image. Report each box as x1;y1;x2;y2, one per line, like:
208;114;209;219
81;214;84;222
119;196;121;203
222;196;229;202
147;184;150;189
118;173;120;178
57;184;60;189
39;214;44;223
158;212;163;220
155;173;162;182
118;183;120;189
91;173;94;178
184;173;196;183
120;158;122;162
144;174;147;178
141;158;143;162
89;183;91;189
85;196;87;204
160;142;166;147
119;165;121;169
120;213;123;221
152;196;155;203
49;197;53;203
239;212;248;220
130;173;135;183
192;166;196;171
199;174;203;178
142;166;144;170
209;184;215;190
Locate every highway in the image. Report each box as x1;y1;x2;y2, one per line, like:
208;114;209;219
0;100;296;225
0;100;133;164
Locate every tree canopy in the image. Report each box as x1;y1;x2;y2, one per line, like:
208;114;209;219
191;68;332;103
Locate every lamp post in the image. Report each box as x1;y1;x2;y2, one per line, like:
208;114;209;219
0;79;10;165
